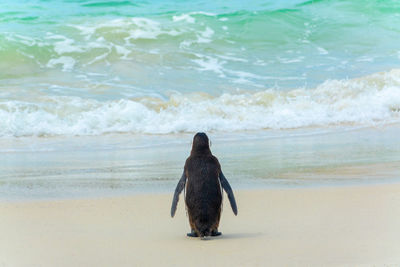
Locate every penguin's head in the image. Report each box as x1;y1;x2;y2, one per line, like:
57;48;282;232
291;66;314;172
191;132;211;155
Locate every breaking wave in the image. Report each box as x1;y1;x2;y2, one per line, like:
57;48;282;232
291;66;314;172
1;69;400;137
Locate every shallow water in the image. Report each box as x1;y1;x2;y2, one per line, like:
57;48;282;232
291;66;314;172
1;126;399;200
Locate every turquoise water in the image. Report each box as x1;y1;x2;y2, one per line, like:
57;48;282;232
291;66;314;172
0;0;400;136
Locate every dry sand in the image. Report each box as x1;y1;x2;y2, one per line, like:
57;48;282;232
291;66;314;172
1;184;400;266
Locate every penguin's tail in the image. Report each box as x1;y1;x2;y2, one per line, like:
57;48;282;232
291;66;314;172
197;225;211;238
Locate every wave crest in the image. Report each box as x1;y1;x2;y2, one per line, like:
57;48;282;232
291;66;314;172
1;69;399;137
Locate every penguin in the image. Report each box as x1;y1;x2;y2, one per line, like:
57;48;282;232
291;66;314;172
170;132;237;238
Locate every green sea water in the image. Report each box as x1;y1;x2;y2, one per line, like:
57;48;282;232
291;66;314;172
2;0;400;93
1;0;400;136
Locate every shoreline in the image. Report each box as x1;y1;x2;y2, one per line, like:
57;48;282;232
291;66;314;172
1;184;400;266
1;125;400;201
1;170;400;204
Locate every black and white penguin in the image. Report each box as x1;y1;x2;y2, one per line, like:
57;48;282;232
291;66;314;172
171;132;237;238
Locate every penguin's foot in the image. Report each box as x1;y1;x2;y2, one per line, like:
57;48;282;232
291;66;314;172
187;229;221;237
187;230;198;237
211;229;221;236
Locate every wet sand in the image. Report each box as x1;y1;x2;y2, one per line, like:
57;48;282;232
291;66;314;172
1;183;400;266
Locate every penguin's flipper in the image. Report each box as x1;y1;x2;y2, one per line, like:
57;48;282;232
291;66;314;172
170;172;186;217
220;172;238;215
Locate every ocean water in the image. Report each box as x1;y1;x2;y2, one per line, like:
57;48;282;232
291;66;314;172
1;0;400;199
1;0;400;136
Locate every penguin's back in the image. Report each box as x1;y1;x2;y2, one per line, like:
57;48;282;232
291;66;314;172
185;154;222;235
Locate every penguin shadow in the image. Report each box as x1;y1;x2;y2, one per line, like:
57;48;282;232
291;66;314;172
192;232;263;241
218;232;263;240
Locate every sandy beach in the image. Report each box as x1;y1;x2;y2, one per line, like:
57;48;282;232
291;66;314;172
2;1;400;266
1;183;399;267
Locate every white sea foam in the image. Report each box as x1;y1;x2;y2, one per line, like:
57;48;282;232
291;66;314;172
41;17;176;69
71;25;96;40
46;56;76;71
5;33;46;48
46;33;84;54
192;55;226;75
356;56;375;62
278;56;305;64
172;12;216;26
190;11;216;16
317;47;329;55
12;34;38;47
196;27;215;43
86;52;110;65
1;69;400;137
216;54;248;62
173;14;196;23
72;17;180;41
114;45;131;59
